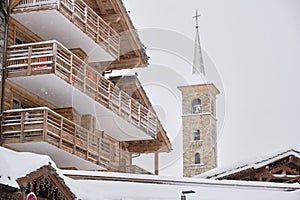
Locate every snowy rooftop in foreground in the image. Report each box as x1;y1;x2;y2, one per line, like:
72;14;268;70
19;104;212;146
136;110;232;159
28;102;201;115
197;148;300;179
0;146;56;188
1;146;300;200
62;169;300;200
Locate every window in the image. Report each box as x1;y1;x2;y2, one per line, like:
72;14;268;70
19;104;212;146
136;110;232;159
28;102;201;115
193;129;200;140
192;98;201;114
195;153;200;164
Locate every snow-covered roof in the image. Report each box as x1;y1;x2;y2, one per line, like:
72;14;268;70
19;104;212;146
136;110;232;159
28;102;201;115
0;146;55;188
197;148;300;179
61;170;300;200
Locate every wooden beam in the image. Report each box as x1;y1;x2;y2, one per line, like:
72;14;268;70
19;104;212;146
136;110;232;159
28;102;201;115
126;140;163;153
95;0;107;14
100;57;142;70
10;0;22;9
108;0;141;57
102;13;121;24
154;152;159;175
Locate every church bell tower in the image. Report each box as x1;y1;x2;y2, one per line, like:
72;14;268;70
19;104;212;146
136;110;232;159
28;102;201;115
178;11;220;177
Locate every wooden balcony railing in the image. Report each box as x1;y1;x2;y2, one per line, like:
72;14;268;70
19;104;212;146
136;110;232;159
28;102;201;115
13;0;120;58
2;107;115;167
7;41;157;137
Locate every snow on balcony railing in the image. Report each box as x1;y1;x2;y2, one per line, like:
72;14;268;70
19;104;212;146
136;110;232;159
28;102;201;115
6;41;158;137
13;0;120;58
2;107;114;166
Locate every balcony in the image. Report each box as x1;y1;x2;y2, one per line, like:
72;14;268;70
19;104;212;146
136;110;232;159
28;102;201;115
11;0;120;61
2;107;115;170
7;41;157;141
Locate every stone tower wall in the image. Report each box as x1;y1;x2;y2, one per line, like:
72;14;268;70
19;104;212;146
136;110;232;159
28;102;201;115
179;84;218;177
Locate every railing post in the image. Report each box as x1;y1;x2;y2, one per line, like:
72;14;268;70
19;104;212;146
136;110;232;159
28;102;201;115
53;42;57;74
73;126;76;154
96;73;100;101
129;99;132;122
107;28;111;52
83;64;87;92
138;105;141;128
69;54;73;84
86;130;89;160
108;83;111;108
96;17;100;43
59;117;63;148
98;137;101;164
43;109;48;141
71;0;75;21
84;7;88;32
27;46;32;76
20;112;25;142
118;92;122;115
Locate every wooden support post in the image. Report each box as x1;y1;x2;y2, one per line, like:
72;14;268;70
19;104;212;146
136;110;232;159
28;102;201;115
154;151;159;175
27;46;32;76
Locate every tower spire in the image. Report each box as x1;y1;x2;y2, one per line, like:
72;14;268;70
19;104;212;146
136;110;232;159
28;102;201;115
192;10;205;75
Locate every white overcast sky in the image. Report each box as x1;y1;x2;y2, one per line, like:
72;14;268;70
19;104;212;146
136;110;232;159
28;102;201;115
120;0;300;176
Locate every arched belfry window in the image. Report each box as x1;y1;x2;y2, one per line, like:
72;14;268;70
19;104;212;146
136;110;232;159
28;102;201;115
195;153;200;164
192;99;201;114
193;129;200;141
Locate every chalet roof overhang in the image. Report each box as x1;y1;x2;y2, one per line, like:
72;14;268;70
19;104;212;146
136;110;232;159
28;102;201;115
200;149;300;184
109;75;172;153
86;0;149;70
16;165;76;200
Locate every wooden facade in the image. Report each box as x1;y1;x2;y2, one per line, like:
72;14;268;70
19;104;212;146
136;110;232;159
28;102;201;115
1;0;171;175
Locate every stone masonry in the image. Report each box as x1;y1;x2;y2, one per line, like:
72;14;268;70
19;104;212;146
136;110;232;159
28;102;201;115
178;84;219;177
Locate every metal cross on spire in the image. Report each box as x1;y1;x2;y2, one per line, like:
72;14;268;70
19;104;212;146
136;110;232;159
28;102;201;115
193;10;201;29
192;10;205;75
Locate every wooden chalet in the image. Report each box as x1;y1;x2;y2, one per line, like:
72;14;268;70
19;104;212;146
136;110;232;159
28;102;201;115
198;149;300;184
1;0;171;174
